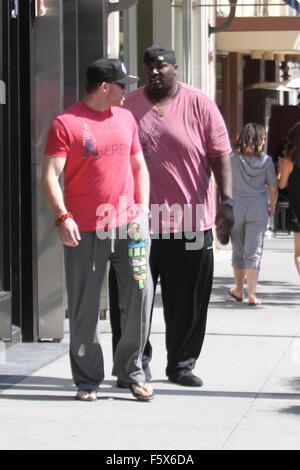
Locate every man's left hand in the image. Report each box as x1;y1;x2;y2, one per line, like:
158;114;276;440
215;204;235;234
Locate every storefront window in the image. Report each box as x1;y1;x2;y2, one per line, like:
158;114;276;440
0;2;3;293
0;119;3;293
0;0;10;296
0;152;3;293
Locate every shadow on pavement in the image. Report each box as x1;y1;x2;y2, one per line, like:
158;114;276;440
278;406;300;415
278;377;300;416
2;376;300;402
0;375;74;392
211;277;300;309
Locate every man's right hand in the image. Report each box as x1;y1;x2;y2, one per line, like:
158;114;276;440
58;218;81;247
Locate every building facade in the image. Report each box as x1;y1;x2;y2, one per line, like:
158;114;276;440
0;0;219;344
0;0;109;343
215;0;300;148
3;0;297;344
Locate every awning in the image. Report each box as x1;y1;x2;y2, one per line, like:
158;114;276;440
244;80;300;91
215;16;300;56
282;0;300;13
216;30;300;55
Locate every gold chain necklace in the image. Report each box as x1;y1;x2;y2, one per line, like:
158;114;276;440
153;103;164;118
151;85;179;118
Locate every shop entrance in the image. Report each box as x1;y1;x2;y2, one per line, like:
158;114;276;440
0;0;13;340
0;0;110;343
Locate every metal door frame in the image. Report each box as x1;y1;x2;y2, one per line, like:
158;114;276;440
0;0;13;341
0;0;37;342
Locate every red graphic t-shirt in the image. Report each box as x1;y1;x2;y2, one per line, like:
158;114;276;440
45;102;142;231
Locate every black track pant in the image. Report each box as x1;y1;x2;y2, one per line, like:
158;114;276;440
109;230;214;378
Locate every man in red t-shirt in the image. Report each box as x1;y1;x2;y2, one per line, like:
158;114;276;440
43;59;154;402
109;45;234;388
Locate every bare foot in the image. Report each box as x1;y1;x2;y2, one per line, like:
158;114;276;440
248;296;261;306
75;390;97;402
229;288;244;302
143;383;153;395
129;383;154;401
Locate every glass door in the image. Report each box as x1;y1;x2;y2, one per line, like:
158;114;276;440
0;0;12;341
0;0;4;293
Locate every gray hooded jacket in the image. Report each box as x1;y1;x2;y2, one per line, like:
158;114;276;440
231;152;277;199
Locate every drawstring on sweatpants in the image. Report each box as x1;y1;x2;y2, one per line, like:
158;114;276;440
93;233;97;272
93;228;116;271
111;228;116;254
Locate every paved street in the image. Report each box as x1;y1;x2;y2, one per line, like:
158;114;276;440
0;235;300;450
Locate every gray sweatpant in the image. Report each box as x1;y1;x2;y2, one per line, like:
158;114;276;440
231;196;268;270
64;212;153;391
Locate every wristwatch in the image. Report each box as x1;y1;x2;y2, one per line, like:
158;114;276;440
220;197;234;208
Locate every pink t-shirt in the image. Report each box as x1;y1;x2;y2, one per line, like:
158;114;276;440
124;83;231;232
45;102;142;231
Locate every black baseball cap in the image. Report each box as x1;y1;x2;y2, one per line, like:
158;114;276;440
86;58;139;87
144;44;177;66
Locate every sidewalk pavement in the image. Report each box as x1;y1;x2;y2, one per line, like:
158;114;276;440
0;234;300;450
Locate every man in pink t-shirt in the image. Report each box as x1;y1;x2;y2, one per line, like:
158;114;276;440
43;59;154;402
109;45;234;388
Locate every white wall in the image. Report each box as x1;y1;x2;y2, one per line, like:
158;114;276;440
172;0;215;96
113;0;216;97
153;0;172;46
108;11;120;58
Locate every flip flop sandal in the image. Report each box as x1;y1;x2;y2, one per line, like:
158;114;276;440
129;384;154;402
229;289;243;302
75;390;97;402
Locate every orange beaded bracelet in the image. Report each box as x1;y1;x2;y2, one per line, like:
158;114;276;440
54;212;74;226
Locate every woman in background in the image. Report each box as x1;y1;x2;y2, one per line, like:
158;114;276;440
278;122;300;276
229;123;278;305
